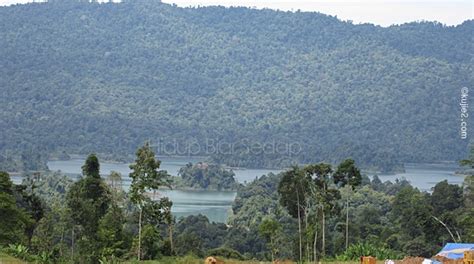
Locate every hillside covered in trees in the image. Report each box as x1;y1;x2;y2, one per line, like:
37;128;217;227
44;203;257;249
0;0;473;172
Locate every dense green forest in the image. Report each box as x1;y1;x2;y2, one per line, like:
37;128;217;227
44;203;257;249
0;144;473;263
1;0;473;172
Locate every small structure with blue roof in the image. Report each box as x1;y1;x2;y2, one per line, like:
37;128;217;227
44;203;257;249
436;243;474;259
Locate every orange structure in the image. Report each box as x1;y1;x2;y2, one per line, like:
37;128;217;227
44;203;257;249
361;256;377;264
465;250;474;264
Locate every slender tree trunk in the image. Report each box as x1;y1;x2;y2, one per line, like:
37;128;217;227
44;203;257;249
60;227;64;257
169;223;174;255
432;215;458;242
313;223;318;264
71;227;74;262
305;209;310;263
345;195;349;249
138;208;142;261
271;237;274;263
308;242;311;263
322;210;326;258
297;191;302;263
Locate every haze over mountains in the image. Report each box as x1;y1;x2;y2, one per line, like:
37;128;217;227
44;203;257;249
0;0;473;171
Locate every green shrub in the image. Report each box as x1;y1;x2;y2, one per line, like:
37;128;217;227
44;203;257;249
336;242;402;261
207;247;245;260
6;244;32;261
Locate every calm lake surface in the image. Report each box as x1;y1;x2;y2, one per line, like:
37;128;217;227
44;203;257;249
47;156;281;183
44;157;466;223
47;156;278;223
372;163;465;192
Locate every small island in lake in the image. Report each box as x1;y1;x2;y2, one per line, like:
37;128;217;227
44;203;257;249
171;162;240;191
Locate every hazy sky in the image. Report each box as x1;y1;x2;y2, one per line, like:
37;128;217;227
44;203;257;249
0;0;472;26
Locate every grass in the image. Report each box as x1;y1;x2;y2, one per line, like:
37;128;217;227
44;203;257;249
121;256;267;264
122;259;391;264
121;256;379;264
0;252;27;264
0;253;386;264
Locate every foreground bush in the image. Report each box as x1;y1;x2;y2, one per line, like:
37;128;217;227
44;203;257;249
336;243;402;261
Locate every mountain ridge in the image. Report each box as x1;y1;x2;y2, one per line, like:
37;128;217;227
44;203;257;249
0;0;472;171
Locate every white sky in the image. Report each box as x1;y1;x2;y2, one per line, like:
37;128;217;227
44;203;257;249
0;0;472;26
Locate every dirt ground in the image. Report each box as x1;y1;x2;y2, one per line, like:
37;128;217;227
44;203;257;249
394;256;464;264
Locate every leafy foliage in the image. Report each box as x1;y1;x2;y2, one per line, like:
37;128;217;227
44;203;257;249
129;142;172;260
66;172;110;237
129;142;168;205
334;159;362;189
176;163;239;190
22;172;72;204
258;217;282;262
0;172;34;247
336;242;401;261
65;154;111;262
2;156;473;262
206;247;245;260
6;244;31;261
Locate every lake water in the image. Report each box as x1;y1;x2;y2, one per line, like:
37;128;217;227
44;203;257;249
44;158;467;222
372;163;465;192
157;189;236;223
46;156;278;223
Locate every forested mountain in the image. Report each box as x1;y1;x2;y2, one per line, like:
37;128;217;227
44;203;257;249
1;0;473;171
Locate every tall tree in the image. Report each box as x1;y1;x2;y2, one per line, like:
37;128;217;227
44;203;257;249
81;154;100;178
259;217;282;263
430;180;464;242
431;180;463;215
0;171;32;246
333;159;362;249
304;163;340;259
278;166;310;263
66;154;111;263
98;202;127;260
390;186;434;256
460;175;474;242
159;197;175;255
458;150;474;242
129;142;169;261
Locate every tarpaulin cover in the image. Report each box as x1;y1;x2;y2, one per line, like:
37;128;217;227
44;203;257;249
436;243;474;259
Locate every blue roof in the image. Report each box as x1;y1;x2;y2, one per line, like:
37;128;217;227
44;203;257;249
436;243;474;259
